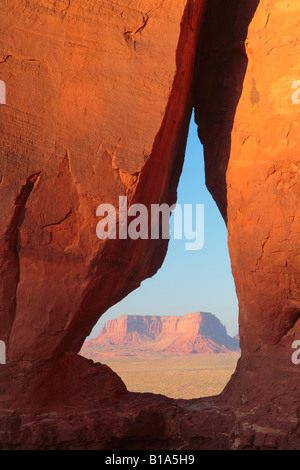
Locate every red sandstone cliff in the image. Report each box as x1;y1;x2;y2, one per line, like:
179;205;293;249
194;0;300;407
0;0;299;451
0;0;206;363
83;312;240;355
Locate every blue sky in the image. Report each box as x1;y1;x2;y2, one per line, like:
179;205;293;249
87;113;239;339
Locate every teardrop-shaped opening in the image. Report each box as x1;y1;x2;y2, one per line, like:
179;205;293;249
81;114;240;399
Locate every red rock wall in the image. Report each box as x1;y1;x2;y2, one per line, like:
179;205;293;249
0;0;299;449
227;1;300;359
194;0;300;402
0;0;206;363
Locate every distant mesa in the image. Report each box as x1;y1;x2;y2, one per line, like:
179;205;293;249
82;312;240;356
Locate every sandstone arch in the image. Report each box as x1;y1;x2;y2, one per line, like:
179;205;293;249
0;0;299;449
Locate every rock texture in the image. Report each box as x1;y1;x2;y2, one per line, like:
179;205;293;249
0;352;127;413
0;0;299;451
0;0;206;362
82;312;240;354
194;0;300;405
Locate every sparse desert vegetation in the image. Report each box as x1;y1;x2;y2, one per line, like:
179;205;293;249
81;352;240;399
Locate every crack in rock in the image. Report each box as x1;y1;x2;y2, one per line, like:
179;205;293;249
42;209;73;229
124;14;149;50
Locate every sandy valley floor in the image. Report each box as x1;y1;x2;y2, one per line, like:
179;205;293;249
81;352;240;399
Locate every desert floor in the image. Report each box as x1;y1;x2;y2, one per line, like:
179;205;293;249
81;352;241;399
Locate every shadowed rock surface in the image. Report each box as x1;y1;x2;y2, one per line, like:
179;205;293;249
0;0;299;450
195;0;300;408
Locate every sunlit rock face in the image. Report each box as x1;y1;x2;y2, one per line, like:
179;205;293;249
0;0;206;363
194;0;300;404
0;0;299;450
83;312;240;354
227;1;300;361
